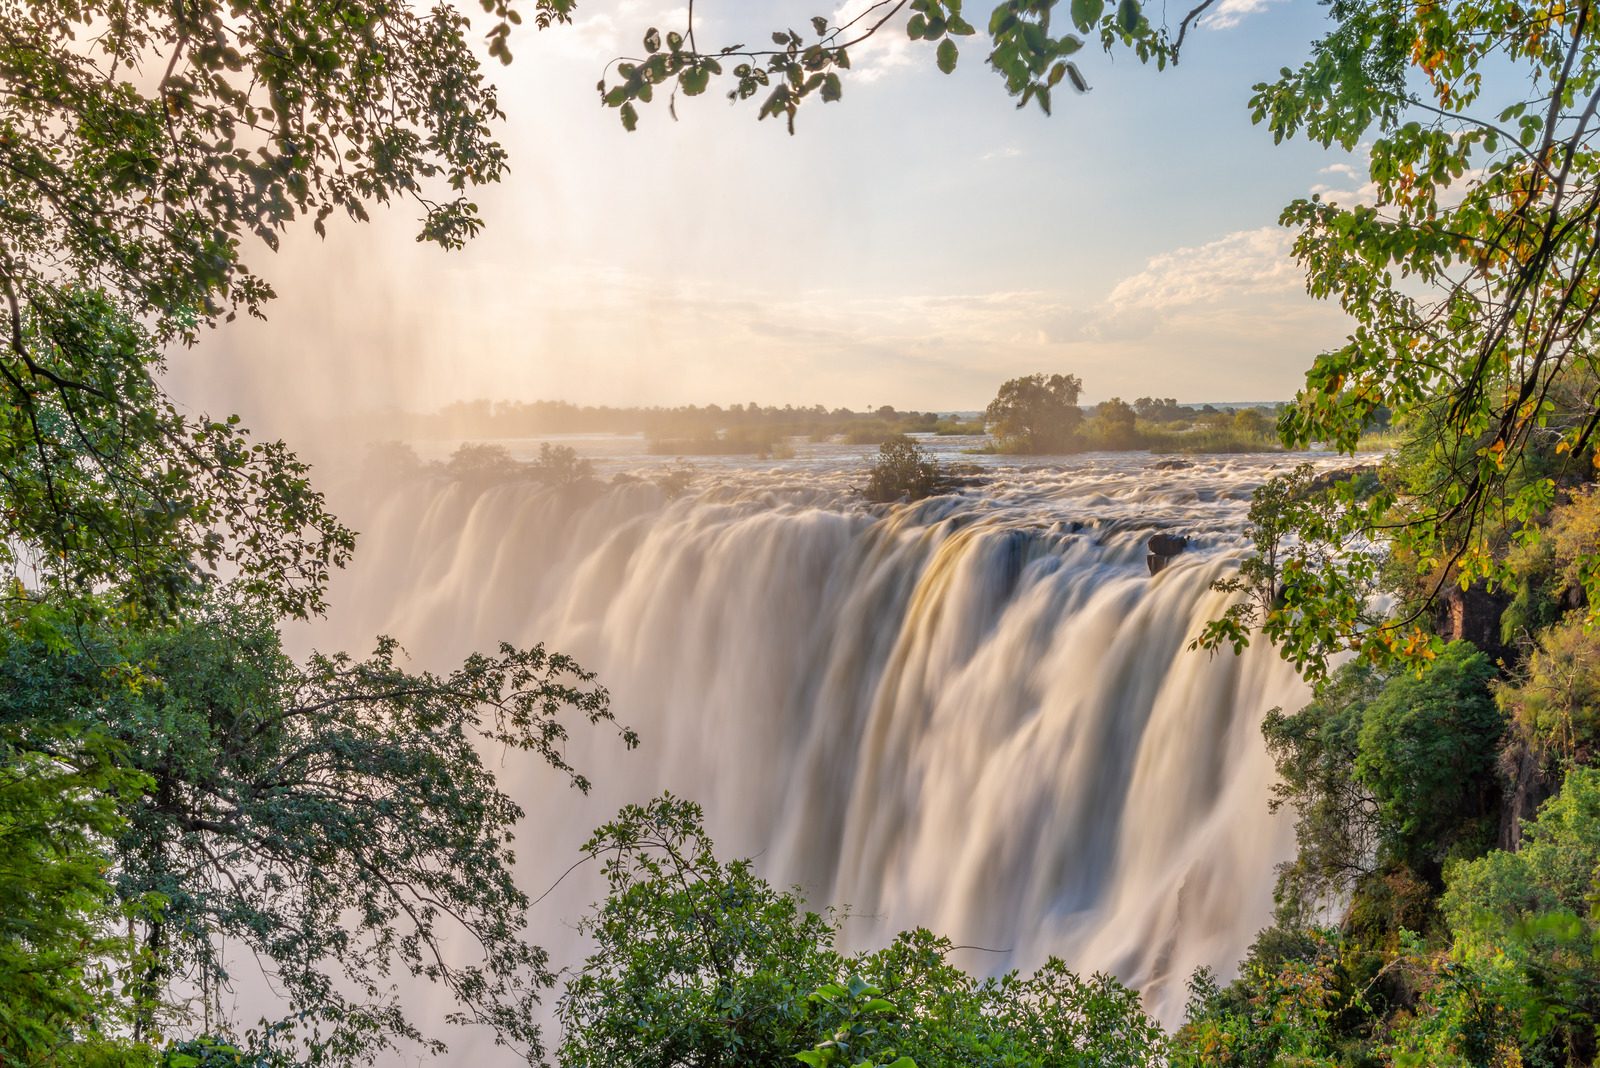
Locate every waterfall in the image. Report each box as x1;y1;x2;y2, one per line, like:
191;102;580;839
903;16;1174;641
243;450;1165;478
305;451;1323;1046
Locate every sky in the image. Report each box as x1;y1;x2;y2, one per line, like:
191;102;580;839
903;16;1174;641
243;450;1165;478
171;0;1377;422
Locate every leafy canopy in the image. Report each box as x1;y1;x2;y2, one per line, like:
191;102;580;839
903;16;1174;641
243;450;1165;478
1186;0;1600;674
0;594;634;1063
559;795;1168;1068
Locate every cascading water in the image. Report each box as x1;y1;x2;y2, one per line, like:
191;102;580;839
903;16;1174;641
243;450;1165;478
304;442;1343;1054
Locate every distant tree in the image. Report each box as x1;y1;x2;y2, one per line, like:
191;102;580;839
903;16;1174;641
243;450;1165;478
446;442;523;484
653;460;699;499
1134;397;1183;423
1091;397;1139;449
863;435;945;502
1232;408;1274;438
984;373;1083;454
531;442;596;488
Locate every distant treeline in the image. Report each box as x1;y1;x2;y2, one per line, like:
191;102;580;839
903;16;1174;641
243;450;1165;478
385;400;985;457
378;395;1374;457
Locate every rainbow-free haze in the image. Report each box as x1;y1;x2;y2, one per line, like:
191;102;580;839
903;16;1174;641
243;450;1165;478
174;0;1362;419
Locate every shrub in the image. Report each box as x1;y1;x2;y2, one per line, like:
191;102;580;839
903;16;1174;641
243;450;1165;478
863;436;944;503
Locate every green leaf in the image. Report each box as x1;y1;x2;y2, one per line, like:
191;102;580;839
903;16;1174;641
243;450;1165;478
1070;0;1105;32
1117;0;1140;33
621;101;639;131
682;66;711;96
936;39;958;74
644;27;661;53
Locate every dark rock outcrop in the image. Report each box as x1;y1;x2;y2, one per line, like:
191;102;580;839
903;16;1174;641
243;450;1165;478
1437;580;1513;665
1147;533;1189;575
1498;735;1556;851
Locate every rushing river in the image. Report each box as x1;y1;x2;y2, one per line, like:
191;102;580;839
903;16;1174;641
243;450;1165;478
303;435;1354;1054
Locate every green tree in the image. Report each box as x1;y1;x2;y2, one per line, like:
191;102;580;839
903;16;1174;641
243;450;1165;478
558;795;845;1068
560;796;1167;1068
1088;397;1139;449
1444;767;1600;1064
1496;617;1600;771
0;714;148;1064
1179;0;1600;673
0;3;638;1059
0;0;581;615
983;373;1084;454
863;435;945;502
1355;642;1504;878
0;596;634;1063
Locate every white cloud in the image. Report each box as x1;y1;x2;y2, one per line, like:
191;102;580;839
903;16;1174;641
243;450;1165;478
1206;0;1282;30
980;146;1025;162
830;0;920;83
1102;227;1302;311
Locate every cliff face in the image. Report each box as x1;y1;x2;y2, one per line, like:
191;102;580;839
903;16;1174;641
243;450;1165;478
1498;736;1556;851
1438;581;1514;666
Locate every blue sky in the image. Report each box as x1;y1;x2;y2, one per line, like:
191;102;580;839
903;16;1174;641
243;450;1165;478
178;0;1377;417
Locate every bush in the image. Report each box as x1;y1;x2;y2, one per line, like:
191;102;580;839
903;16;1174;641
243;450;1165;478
863;436;944;503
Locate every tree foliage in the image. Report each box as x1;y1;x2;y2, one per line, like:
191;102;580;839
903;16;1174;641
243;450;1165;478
559;795;1167;1068
1443;767;1600;1063
0;596;633;1063
863;435;945;503
1173;0;1600;674
594;0;1194;133
983;372;1084;454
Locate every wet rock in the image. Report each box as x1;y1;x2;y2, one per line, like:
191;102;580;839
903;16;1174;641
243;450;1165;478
1146;532;1189;575
1149;458;1194;471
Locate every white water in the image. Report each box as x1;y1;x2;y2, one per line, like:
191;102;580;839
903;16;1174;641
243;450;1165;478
305;439;1348;1056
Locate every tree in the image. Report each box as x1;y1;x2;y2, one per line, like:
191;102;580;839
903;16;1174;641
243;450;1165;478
559;796;1167;1068
1088;396;1138;449
557;795;845;1068
531;442;597;488
1353;642;1504;877
1443;768;1600;1063
0;595;634;1063
0;714;147;1064
1185;0;1600;673
0;2;633;1059
0;0;579;615
592;0;1186;133
983;373;1084;454
863;435;945;502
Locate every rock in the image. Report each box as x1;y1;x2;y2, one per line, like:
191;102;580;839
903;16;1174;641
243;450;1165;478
1146;532;1189;575
1150;458;1194;471
1305;463;1380;496
1437;579;1513;665
1147;533;1189;557
1498;736;1555;851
